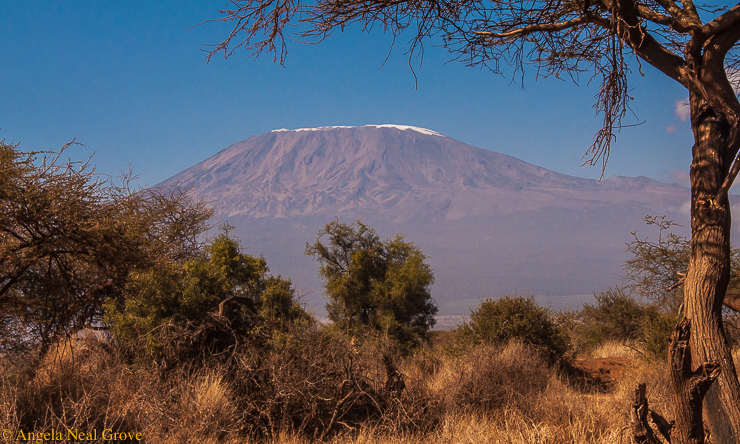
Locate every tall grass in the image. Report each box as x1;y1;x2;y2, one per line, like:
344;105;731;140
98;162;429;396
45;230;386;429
0;328;689;444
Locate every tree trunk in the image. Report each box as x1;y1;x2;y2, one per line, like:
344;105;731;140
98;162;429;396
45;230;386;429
684;92;740;444
670;318;722;444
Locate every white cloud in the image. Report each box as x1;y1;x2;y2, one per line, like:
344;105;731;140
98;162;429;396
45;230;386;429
665;168;690;187
666;125;677;134
675;99;690;121
680;201;691;216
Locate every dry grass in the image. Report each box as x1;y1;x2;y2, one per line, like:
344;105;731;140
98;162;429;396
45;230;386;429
584;340;639;359
413;342;550;413
0;330;698;444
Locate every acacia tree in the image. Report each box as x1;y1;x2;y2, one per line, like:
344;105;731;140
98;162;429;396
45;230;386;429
625;215;740;312
207;0;740;441
105;229;308;356
0;141;213;358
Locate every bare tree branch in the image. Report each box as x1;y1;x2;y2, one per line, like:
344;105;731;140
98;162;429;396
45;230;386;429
653;0;684;18
703;3;740;37
472;16;591;38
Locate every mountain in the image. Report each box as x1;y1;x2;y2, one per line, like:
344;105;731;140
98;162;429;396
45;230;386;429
161;124;693;316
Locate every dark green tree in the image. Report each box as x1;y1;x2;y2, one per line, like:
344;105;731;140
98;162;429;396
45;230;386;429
306;220;436;346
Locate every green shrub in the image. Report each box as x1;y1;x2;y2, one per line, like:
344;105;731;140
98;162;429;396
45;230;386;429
576;287;675;357
578;288;650;345
104;230;309;358
639;311;678;359
458;292;570;362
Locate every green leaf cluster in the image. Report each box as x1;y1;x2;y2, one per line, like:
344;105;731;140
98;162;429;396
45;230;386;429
306;220;437;348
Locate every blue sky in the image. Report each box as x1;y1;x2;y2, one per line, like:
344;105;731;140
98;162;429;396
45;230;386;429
1;1;694;187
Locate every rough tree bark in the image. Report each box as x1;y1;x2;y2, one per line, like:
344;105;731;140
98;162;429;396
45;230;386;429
631;320;721;444
684;92;740;443
670;318;722;444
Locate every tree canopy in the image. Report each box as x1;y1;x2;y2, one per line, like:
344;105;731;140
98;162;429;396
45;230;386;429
0;141;212;356
306;220;437;347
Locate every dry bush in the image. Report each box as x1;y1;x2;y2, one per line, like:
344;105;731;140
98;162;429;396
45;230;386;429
0;383;20;434
140;319;410;440
231;329;383;438
331;344;672;444
131;369;242;441
181;373;240;436
0;318;436;441
1;334;141;437
391;338;675;444
424;341;551;413
0;320;681;444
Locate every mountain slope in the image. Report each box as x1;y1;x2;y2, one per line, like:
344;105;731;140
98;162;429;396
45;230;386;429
165;125;685;218
161;125;691;315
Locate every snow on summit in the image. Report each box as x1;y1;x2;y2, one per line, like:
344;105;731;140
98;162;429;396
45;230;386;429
271;124;443;137
370;125;443;136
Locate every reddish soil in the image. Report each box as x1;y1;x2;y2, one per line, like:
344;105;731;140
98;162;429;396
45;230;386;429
574;357;630;390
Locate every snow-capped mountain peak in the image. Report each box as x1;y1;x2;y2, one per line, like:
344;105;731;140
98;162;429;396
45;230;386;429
271;124;443;137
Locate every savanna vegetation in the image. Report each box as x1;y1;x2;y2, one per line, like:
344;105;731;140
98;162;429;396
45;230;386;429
205;0;740;441
4;140;740;443
5;0;740;440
